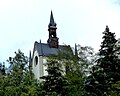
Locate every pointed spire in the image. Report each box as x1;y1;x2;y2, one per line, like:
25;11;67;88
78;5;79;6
48;10;57;28
50;11;54;25
75;43;78;56
40;39;41;43
105;25;109;32
29;50;32;68
29;50;31;59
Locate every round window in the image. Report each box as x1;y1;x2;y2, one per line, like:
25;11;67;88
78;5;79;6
34;56;38;66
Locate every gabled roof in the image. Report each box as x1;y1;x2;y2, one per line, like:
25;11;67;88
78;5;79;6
33;41;72;57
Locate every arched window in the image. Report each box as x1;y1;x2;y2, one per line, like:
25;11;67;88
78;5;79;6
34;56;38;66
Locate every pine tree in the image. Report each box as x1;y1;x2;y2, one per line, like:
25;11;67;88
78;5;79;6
41;56;67;96
85;26;120;96
41;45;94;96
98;26;120;83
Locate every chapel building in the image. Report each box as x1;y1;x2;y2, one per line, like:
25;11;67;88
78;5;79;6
29;11;76;81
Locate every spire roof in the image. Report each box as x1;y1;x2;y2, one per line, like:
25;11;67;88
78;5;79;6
105;25;109;32
29;50;31;59
48;11;57;28
75;43;78;56
29;50;32;67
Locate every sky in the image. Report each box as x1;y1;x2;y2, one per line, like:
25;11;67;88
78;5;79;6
0;0;120;65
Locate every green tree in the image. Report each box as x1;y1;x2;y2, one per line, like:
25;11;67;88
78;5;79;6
41;45;94;96
0;62;5;75
41;56;67;96
65;45;94;96
85;26;120;96
0;49;41;96
108;81;120;96
77;45;94;75
65;60;86;96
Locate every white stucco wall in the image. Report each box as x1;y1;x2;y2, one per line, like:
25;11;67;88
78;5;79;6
32;52;66;81
32;50;40;80
32;51;48;81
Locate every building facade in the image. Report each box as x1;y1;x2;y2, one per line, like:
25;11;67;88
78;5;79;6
29;11;74;81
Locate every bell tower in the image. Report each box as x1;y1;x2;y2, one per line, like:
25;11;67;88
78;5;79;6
47;11;59;48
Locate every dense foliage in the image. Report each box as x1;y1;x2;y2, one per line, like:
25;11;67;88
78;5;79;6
41;57;67;96
0;26;120;95
85;26;120;96
0;50;42;96
40;45;94;96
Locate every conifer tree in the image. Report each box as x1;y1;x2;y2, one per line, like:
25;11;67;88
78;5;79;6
41;56;67;96
85;26;120;95
41;45;94;96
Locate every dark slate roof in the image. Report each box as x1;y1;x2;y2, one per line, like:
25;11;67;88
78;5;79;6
33;41;72;57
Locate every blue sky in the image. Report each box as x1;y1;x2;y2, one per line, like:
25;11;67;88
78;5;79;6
0;0;120;64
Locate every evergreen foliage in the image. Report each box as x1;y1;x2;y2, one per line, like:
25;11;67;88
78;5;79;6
1;29;120;95
41;56;68;96
85;26;120;96
41;45;94;96
0;50;42;96
0;46;94;96
108;80;120;95
0;62;5;75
